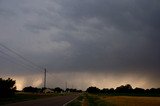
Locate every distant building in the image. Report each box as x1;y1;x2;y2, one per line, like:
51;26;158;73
43;88;54;93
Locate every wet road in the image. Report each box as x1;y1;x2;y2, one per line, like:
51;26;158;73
3;94;78;106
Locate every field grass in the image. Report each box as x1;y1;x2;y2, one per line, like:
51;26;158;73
102;96;160;106
86;94;113;106
0;92;63;105
67;93;113;106
3;92;159;106
68;93;160;106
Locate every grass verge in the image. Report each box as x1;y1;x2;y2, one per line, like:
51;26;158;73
0;92;62;105
86;94;114;106
67;93;115;106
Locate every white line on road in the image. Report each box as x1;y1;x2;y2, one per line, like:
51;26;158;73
63;95;79;106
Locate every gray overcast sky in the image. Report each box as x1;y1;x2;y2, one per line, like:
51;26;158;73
0;0;160;90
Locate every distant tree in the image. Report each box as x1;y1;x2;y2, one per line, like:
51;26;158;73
86;86;100;94
66;88;70;92
85;84;160;96
101;88;109;94
133;87;145;94
149;88;160;94
115;84;133;93
0;78;16;97
66;88;75;92
23;86;39;93
109;88;115;93
65;88;82;93
77;89;83;93
54;87;63;93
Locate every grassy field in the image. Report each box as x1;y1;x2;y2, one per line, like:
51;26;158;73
68;93;160;106
0;92;64;105
103;96;160;106
2;92;160;106
67;93;113;106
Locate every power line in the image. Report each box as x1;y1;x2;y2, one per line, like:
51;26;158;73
0;43;43;70
46;71;66;88
0;48;41;72
0;45;45;88
0;49;42;73
0;42;48;88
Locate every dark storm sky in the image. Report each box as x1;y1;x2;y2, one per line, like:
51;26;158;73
0;0;160;89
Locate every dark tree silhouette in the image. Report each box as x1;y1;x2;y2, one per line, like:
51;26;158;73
148;88;160;95
86;86;100;94
23;86;39;93
54;87;63;93
133;87;145;94
109;88;115;94
65;88;82;92
0;78;16;97
86;84;160;96
101;88;109;94
115;84;133;93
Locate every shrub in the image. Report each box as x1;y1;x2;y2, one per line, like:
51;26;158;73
0;78;16;97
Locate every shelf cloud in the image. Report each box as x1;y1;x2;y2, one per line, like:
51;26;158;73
0;0;160;90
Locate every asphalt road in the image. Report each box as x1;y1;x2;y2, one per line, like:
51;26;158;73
3;94;78;106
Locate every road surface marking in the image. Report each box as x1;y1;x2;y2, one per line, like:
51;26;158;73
63;95;79;106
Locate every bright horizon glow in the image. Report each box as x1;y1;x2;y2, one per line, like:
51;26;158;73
11;72;157;90
0;0;159;91
13;75;43;90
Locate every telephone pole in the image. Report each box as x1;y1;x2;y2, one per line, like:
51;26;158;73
44;68;46;88
65;81;67;90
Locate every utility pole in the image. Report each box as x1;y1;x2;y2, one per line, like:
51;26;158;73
65;81;67;90
72;84;73;89
44;68;46;88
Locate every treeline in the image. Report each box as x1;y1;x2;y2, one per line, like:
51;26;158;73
86;84;160;96
0;78;83;98
1;77;159;98
22;86;82;93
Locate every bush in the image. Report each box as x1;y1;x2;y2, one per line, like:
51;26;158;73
54;87;63;93
86;86;100;94
115;84;133;93
0;78;16;97
23;86;40;93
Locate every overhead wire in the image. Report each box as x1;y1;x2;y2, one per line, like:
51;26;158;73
0;49;42;73
0;43;43;69
0;43;44;71
0;42;55;88
0;43;44;74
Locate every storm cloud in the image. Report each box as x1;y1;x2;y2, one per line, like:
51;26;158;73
0;0;160;90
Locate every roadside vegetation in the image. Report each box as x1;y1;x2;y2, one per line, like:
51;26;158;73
0;78;82;105
1;78;160;106
67;93;114;106
68;93;160;106
0;92;56;105
0;78;16;98
85;93;114;106
86;84;160;97
68;84;160;106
